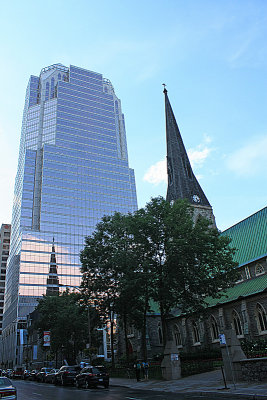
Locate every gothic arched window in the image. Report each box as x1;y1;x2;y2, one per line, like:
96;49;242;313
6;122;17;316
255;264;265;276
173;324;182;347
256;303;267;333
210;315;219;342
232;310;243;337
192;321;200;344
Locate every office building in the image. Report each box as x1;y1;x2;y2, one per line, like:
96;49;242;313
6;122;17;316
2;64;137;366
0;224;11;335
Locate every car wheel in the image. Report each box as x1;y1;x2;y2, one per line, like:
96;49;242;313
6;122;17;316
75;379;80;388
85;380;89;389
61;377;65;386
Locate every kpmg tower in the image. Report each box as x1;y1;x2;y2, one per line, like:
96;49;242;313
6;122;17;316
2;64;137;365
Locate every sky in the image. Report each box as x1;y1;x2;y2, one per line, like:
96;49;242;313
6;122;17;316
0;0;266;231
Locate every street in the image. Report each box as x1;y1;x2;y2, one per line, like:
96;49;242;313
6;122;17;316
12;379;238;400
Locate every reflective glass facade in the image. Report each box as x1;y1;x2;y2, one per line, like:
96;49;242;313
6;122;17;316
2;64;137;365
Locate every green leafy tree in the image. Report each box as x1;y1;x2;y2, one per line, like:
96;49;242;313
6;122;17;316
80;213;143;364
80;197;238;355
34;291;96;365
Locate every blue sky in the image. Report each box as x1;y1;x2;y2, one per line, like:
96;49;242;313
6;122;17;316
0;0;266;231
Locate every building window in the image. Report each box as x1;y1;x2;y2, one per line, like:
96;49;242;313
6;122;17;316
45;82;49;101
173;324;182;348
232;310;243;337
210;315;219;342
192;321;200;345
236;273;244;283
255;264;265;276
158;323;163;345
244;266;251;279
256;303;267;334
58;73;61;80
50;78;55;99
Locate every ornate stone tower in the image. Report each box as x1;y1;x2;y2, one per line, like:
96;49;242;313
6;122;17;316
164;87;216;226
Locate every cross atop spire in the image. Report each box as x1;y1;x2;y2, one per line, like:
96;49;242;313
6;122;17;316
164;89;212;209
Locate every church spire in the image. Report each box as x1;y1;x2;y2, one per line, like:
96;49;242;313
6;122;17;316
46;237;59;296
164;88;211;207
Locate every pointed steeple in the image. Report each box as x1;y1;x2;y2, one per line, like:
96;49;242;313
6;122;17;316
164;88;216;225
164;88;210;207
46;237;59;296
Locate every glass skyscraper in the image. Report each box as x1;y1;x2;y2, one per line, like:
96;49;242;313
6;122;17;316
2;64;137;366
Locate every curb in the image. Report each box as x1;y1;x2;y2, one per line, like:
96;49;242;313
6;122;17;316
110;383;267;400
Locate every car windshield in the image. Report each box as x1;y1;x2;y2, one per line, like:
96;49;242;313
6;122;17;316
95;366;107;373
0;377;12;387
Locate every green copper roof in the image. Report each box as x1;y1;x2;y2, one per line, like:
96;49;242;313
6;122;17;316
221;207;267;267
205;274;267;308
170;275;267;317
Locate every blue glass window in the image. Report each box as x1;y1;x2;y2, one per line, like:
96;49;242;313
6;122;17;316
50;78;55;99
45;82;50;101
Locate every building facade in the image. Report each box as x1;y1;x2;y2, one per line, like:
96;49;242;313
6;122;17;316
2;64;137;367
0;224;11;335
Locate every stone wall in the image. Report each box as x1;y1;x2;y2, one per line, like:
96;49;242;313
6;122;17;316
234;357;267;382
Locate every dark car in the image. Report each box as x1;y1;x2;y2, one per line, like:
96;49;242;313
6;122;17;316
36;367;53;382
0;377;17;399
28;370;37;380
75;366;109;389
11;367;23;379
54;366;81;386
44;369;59;384
22;370;30;380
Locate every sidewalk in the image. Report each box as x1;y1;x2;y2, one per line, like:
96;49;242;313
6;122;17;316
110;369;267;399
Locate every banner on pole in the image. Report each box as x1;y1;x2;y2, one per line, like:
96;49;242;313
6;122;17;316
43;331;51;347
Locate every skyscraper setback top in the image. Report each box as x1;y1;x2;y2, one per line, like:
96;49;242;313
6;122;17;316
164;87;211;208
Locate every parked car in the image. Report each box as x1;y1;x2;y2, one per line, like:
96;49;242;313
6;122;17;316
0;377;17;399
75;366;109;389
11;367;23;379
36;367;53;382
54;366;81;386
4;370;13;379
22;370;30;380
44;369;59;384
28;370;37;380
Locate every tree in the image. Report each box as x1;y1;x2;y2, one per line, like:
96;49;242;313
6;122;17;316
34;291;97;365
80;213;143;364
134;197;238;345
80;197;238;354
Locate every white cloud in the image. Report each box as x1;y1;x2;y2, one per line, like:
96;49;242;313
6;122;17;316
143;135;213;185
143;159;167;185
226;135;267;176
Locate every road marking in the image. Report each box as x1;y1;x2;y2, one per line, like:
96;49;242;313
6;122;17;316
125;397;142;400
32;393;42;396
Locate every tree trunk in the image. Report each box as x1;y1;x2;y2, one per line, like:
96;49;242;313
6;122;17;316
123;313;129;364
110;313;115;368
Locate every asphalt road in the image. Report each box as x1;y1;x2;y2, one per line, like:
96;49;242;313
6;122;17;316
11;379;237;400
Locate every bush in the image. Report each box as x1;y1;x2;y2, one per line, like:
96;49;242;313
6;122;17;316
241;338;267;358
179;347;222;361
